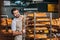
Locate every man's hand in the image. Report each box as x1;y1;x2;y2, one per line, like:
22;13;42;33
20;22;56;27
23;29;25;33
12;31;22;36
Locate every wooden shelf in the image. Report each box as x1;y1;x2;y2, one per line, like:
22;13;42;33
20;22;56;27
27;24;50;27
0;26;11;28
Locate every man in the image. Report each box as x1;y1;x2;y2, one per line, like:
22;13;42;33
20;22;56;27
11;8;25;40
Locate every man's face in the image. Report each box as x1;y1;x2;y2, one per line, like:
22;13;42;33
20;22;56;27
13;10;20;18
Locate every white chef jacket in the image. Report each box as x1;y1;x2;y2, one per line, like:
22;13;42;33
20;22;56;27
11;18;17;31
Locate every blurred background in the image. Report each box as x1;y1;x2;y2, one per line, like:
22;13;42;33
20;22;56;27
0;0;60;40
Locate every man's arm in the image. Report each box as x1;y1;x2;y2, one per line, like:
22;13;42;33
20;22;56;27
12;31;22;36
11;19;22;36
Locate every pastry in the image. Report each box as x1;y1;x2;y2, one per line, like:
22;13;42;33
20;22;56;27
35;27;47;30
37;18;50;21
27;14;34;17
36;13;47;17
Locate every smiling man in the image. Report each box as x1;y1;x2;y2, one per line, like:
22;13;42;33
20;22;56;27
11;8;25;40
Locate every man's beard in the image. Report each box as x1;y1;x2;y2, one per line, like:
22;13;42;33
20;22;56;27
15;14;20;18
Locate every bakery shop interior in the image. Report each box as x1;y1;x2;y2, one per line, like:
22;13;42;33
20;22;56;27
0;0;60;40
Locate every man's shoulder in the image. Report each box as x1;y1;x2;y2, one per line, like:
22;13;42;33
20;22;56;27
21;15;24;18
12;18;16;21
